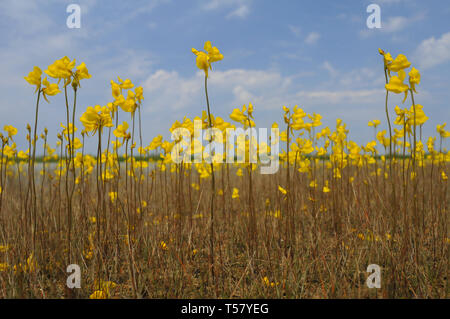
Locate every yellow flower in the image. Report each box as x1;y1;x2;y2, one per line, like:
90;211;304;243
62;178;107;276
309;180;318;188
385;70;409;102
24;66;42;91
278;185;287;195
379;49;393;68
192;49;210;76
89;290;107;299
23;253;37;273
0;263;8;272
262;276;279;288
436;123;450;138
80;105;113;134
160;241;168;251
323;181;330;193
109;192;117;202
387;54;411;72
368;120;381;128
120;90;137;113
229;108;247;124
45;56;76;81
204;41;224;62
135;86;144;103
42;77;61;102
118;77;134;89
408;67;420;93
73;62;91;88
4;125;18;138
442;171;448;181
113;121;129;139
232;188;239;199
192;41;223;77
111;80;121;99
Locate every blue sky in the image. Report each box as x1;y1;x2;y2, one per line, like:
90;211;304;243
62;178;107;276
0;0;449;152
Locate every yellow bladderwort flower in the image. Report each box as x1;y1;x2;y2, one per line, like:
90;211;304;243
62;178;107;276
379;48;394;70
135;86;144;103
323;181;331;193
0;263;8;272
229;108;247;124
148;135;163;150
232;187;240;199
109;192;117;202
387;54;411;73
60;123;77;138
385;70;409;102
160;241;168;251
41;77;61;102
377;130;391;148
278;185;287;195
111;80;121;99
70;137;83;151
368;120;381;128
309;180;318;188
80;105;113;135
408;104;428;126
204;41;224;63
24;66;42;91
230;104;255;127
45;56;76;84
192;41;223;77
113;121;129;139
436;123;450;138
75;62;91;80
4;125;18;139
121;90;137;113
408;67;420;93
89;290;107;299
192;49;210;76
72;62;91;89
118;77;134;89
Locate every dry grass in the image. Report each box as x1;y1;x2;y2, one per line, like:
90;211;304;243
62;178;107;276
0;160;447;298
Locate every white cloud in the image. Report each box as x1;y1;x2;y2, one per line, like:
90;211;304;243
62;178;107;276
140;65;388;123
0;0;53;35
382;16;409;32
305;32;320;45
414;32;450;70
201;0;251;19
141;68;287;111
226;5;250;19
322;61;338;78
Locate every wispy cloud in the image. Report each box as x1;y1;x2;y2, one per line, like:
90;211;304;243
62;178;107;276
414;32;450;70
305;32;320;45
201;0;251;19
